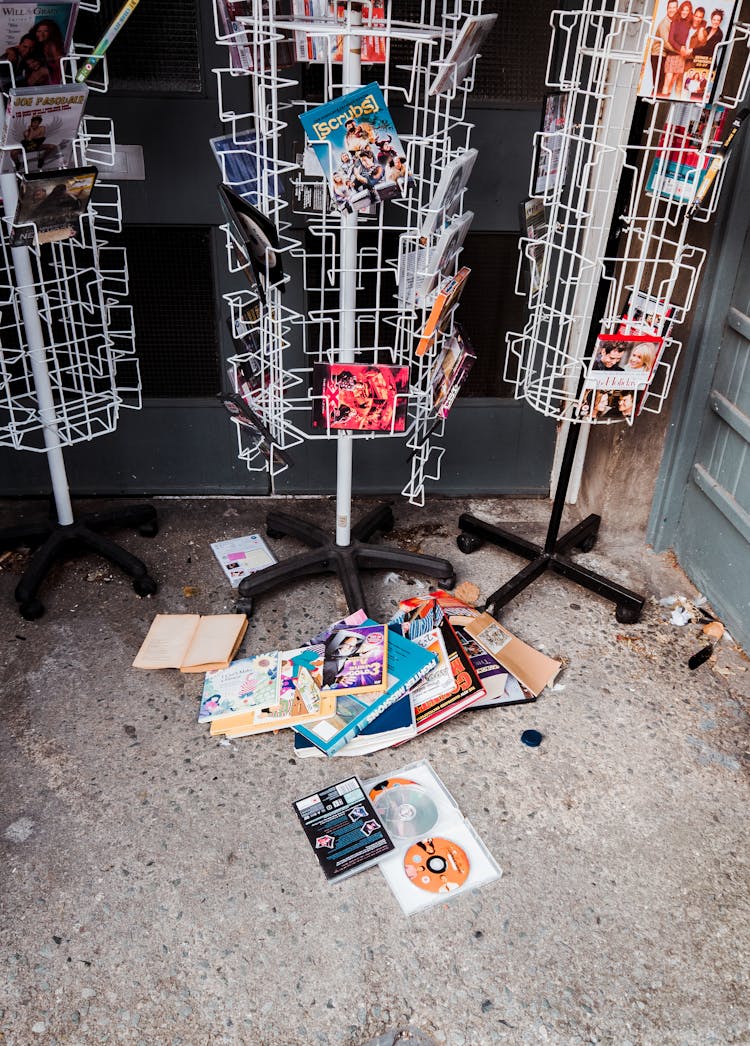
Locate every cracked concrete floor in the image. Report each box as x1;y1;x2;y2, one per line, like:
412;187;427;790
1;495;748;1046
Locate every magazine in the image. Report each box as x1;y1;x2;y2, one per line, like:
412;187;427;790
217;183;285;303
416;266;470;357
534;92;568;195
210;129;284;203
420;149;478;240
0;1;79;88
9;164;96;247
298;81;415;214
428;12;497;96
637;0;738;104
311;362;410;433
0;84;89;174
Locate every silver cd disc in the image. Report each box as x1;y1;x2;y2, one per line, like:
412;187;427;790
373;783;440;839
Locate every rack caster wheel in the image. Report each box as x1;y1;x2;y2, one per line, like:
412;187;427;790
615;604;641;625
235;598;254;618
457;532;483;555
138;520;158;538
266;527;285;540
19;598;44;621
133;575;157;597
577;534;597;553
442;572;457;590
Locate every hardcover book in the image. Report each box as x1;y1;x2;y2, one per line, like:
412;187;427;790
311;362;409;433
0;1;79;88
293;623;437;756
299;81;415;213
0;83;89;174
9;164;97;247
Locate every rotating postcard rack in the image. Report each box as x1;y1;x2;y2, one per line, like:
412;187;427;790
212;0;496;614
457;0;750;623
0;21;157;620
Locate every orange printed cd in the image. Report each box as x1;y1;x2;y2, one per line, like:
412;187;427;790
403;837;470;893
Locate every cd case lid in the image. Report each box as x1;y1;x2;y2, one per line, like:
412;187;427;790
293;776;395;881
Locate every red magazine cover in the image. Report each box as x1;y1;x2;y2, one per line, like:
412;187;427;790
312;362;410;432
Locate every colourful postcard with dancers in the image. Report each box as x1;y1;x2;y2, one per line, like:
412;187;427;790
311;362;410;432
299;81;415;214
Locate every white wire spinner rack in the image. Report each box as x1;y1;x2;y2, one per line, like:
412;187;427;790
457;0;750;625
505;0;750;426
0;7;158;620
212;0;495;614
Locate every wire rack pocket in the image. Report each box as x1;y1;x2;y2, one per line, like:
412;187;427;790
0;3;140;454
505;0;750;427
212;0;492;504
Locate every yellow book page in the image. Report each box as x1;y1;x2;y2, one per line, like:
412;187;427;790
180;615;248;672
132;615;200;670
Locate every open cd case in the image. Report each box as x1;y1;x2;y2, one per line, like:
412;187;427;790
363;759;501;915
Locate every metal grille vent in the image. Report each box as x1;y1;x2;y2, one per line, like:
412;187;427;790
455;232;522;398
121;225;219;398
76;1;202;93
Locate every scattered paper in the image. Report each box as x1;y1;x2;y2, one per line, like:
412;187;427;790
211;533;277;588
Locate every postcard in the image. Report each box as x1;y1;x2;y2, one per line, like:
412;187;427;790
311;362;409;432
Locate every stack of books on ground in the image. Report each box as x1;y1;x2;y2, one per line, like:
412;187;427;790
293;759;502;915
188;593;561;758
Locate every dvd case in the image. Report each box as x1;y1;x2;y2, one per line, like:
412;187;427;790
363;759;501;915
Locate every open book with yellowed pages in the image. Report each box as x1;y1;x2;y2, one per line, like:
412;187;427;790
132;614;248;673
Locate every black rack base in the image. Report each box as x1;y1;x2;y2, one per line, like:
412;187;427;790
457;511;645;624
236;504;456;616
0;503;159;620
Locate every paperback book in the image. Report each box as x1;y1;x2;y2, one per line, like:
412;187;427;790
292;689;417;757
407;616;485;737
0;1;79;88
9;164;96;247
132;614;248;673
311;362;409;433
299;81;415;213
293;776;395;881
293;622;437;756
0;83;89;174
